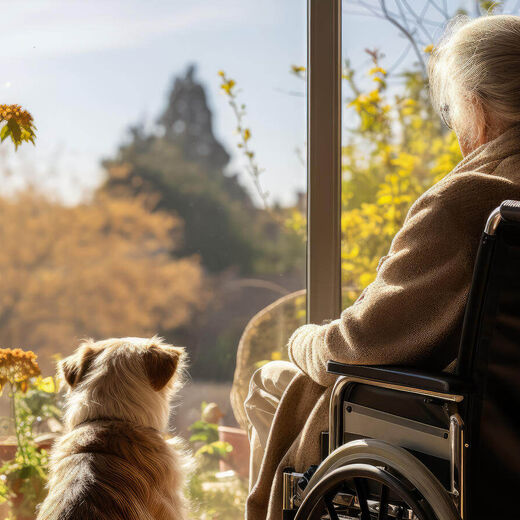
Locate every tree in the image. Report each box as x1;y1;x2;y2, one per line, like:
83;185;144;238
159;64;230;172
0;190;207;372
344;1;507;76
102;66;305;278
102;133;257;274
102;66;260;275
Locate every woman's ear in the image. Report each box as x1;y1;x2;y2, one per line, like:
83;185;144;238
59;341;100;388
455;94;491;156
473;96;489;147
143;344;185;391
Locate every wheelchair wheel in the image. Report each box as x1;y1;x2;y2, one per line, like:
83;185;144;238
295;439;459;520
295;463;434;519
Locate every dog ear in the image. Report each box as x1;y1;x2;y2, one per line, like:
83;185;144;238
143;344;184;391
60;343;100;388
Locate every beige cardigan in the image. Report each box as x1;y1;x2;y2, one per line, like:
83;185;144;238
246;125;520;520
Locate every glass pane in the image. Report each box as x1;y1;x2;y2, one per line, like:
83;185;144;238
341;1;519;307
0;1;306;517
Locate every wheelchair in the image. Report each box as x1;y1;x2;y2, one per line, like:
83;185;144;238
282;200;520;519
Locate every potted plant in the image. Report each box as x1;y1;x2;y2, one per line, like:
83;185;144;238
187;402;247;519
0;348;61;520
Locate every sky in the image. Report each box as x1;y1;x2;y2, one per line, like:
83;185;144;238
1;0;308;204
1;0;518;205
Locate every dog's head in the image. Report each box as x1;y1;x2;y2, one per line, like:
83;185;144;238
59;337;186;429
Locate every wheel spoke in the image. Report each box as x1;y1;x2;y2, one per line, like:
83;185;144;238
353;478;371;520
378;484;388;520
298;464;433;520
324;494;340;520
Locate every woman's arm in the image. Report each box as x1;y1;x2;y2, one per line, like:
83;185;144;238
288;187;476;387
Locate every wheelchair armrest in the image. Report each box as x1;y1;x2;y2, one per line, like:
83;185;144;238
326;361;470;397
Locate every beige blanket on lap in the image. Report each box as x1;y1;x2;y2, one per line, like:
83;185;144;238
246;124;520;520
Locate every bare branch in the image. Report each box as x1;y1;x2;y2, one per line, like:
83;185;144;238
429;0;450;19
395;0;412;32
343;59;361;97
355;0;386;18
388;42;413;74
399;0;434;42
343;7;387;20
347;1;445;28
379;0;427;75
273;87;305;98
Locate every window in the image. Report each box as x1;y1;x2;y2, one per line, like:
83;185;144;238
340;1;520;306
0;2;306;518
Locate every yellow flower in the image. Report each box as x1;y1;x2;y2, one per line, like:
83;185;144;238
423;44;434;53
291;65;306;74
368;66;387;76
35;376;55;393
221;79;236;95
243;128;251;142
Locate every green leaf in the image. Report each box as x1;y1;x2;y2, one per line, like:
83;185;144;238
480;0;502;13
20;127;36;146
188;419;219;444
189;420;218;433
195;440;233;459
0;124;11;142
7;119;22;144
188;419;204;430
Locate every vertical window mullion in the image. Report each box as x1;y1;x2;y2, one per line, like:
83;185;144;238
307;0;342;324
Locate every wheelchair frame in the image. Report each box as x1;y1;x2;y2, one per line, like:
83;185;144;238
282;205;510;520
329;373;465;503
283;366;469;519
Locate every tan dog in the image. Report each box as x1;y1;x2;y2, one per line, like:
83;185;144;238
37;337;190;520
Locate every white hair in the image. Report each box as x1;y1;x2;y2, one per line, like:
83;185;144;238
429;14;520;144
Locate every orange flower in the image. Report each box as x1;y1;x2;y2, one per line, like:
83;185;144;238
0;104;33;127
0;347;41;391
0;104;36;149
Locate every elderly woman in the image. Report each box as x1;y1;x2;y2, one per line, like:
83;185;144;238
244;14;520;520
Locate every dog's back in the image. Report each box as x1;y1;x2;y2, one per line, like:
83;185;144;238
37;421;186;520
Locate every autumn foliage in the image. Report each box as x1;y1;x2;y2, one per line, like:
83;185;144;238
0;191;207;372
0;105;36;149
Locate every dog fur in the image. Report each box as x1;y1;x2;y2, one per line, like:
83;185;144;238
36;336;190;520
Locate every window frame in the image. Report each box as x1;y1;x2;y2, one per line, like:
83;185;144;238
306;0;342;324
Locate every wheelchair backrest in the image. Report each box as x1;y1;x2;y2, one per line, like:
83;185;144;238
456;200;520;516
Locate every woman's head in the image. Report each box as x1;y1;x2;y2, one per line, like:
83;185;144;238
429;14;520;155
